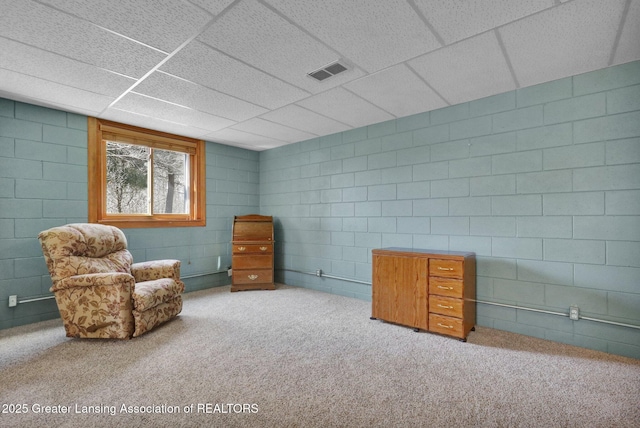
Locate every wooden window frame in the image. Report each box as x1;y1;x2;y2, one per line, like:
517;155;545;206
88;118;206;228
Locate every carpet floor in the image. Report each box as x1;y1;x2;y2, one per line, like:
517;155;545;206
1;284;639;427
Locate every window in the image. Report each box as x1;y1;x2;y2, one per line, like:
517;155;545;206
88;118;205;228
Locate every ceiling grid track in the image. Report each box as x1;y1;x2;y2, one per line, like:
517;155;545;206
257;0;360;74
494;29;521;89
405;0;446;46
101;0;241;115
404;62;452;107
609;0;632;66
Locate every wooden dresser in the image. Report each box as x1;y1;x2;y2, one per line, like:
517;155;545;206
231;215;275;292
371;248;476;341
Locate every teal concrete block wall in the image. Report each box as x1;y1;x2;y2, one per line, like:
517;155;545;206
259;60;640;359
0;98;259;329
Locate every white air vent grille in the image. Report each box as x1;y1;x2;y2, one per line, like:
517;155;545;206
308;61;348;81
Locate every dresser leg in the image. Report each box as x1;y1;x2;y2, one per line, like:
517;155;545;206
370;316;377;320
459;338;467;342
413;328;420;332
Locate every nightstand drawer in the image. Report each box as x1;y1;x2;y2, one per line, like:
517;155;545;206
429;295;463;318
233;255;273;269
428;277;464;298
429;259;463;278
233;244;273;254
233;269;273;285
429;314;464;338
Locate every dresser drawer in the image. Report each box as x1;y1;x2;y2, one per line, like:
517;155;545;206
233;244;273;254
429;259;463;278
233;254;273;269
233;269;273;285
429;277;464;298
429;314;464;338
429;295;463;318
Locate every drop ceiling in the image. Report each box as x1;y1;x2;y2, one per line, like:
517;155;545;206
0;0;638;151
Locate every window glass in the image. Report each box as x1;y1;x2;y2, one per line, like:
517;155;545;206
88;118;206;228
106;141;149;214
152;148;188;215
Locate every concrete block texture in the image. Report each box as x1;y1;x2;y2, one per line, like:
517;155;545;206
4;60;640;358
260;63;640;357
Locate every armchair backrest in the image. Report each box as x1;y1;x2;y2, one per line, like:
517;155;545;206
38;223;133;283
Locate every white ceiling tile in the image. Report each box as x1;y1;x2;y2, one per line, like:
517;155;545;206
0;68;113;116
113;93;236;132
297;87;394;128
232;118;317;143
204;128;288;150
261;105;351;136
0;0;166;78
0;0;633;150
612;0;640;65
134;72;268;122
413;0;554;44
101;108;212;140
344;64;448;118
160;41;308;110
0;37;135;97
500;0;627;87
187;0;236;16
39;0;212;53
409;32;516;105
198;0;364;92
265;0;441;72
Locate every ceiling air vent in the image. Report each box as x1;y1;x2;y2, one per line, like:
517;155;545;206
308;61;348;81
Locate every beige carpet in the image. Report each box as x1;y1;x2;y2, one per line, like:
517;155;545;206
1;284;639;428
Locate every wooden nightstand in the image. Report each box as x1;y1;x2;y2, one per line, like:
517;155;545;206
231;215;275;292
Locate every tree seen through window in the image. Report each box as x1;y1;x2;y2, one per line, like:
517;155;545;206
106;142;187;215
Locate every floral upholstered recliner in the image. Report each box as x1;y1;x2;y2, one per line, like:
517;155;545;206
38;223;185;339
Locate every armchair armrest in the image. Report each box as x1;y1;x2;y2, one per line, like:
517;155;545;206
131;259;181;282
52;272;135;293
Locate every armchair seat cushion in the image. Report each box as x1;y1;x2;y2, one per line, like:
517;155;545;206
133;278;185;312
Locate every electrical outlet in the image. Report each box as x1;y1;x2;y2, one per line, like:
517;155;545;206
8;295;17;307
569;305;579;321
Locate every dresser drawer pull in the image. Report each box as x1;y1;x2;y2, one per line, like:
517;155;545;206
238;246;246;252
437;304;454;309
260;246;268;251
437;323;454;329
437;285;454;290
248;274;258;281
437;267;454;271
